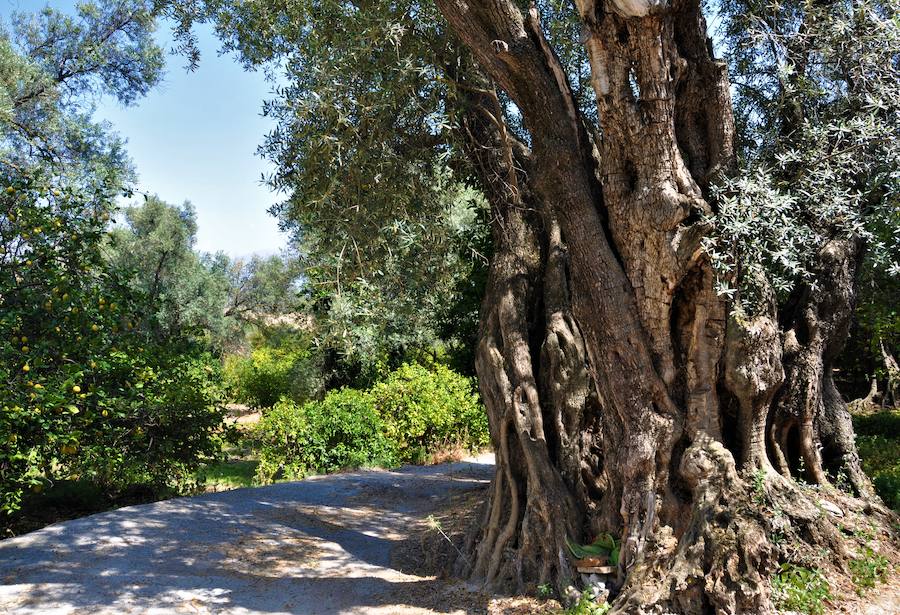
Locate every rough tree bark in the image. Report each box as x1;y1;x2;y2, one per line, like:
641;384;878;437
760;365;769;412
435;0;894;611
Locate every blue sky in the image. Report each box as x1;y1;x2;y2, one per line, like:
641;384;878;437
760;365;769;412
1;1;287;258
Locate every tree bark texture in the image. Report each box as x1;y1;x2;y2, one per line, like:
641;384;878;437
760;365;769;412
437;0;893;611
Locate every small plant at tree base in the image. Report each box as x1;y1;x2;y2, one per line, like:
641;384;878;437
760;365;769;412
563;592;610;615
537;583;554;599
771;564;832;615
849;547;890;595
752;468;767;505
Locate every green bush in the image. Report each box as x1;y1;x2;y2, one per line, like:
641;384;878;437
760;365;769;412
253;389;396;482
223;328;318;408
771;564;832;615
855;409;900;510
251;363;490;482
856;433;900;510
0;168;230;517
371;363;489;462
849;547;890;595
70;347;230;492
853;409;900;439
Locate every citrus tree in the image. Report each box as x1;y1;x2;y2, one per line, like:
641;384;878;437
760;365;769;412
0;1;228;519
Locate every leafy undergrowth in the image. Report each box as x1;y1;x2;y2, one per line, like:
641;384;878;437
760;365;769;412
854;408;900;511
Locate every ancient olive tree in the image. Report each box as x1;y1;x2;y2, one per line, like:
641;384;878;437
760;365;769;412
429;0;898;610
174;0;898;610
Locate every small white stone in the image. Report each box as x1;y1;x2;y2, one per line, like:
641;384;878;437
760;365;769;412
819;500;844;517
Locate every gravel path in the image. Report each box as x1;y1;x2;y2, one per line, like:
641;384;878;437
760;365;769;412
0;455;494;615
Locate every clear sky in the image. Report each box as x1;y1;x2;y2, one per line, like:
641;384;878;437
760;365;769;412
1;1;288;259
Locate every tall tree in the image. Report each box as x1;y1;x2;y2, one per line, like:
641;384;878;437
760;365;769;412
107;196;234;344
171;0;899;610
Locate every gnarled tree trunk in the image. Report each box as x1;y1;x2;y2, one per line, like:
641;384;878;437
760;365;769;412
437;0;893;611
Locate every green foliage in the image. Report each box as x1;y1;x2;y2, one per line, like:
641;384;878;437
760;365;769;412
537;583;554;599
107;196;234;346
70;345;229;492
223;252;301;325
174;0;493;375
370;363;488;463
752;468;767;505
253;389;395;482
565;533;620;566
853;409;900;439
848;547;891;595
223;324;320;408
709;0;900;304
0;2;236;520
0;166;229;516
0;1;163;177
855;410;900;510
563;592;610;615
251;362;488;481
771;564;832;615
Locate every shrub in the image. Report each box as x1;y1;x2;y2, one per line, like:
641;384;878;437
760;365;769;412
253;389;396;482
223;328;319;408
849;547;890;595
371;363;489;462
66;346;229;493
0;168;230;517
853;410;900;439
771;564;832;615
251;363;489;483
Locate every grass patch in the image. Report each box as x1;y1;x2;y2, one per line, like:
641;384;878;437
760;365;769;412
198;459;260;490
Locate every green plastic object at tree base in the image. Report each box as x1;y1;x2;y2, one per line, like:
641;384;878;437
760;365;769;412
566;533;621;566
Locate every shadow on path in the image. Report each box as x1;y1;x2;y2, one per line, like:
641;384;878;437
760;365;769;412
0;457;494;614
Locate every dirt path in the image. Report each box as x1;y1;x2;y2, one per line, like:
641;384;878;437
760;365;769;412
0;455;498;615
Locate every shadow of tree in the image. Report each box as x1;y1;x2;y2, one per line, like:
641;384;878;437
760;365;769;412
0;459;494;614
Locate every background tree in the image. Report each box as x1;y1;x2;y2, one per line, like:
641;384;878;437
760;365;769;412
224;251;301;324
108;196;234;345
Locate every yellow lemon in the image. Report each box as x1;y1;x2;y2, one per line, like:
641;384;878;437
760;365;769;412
72;385;81;393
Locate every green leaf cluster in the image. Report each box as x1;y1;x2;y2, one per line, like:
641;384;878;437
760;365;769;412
371;362;488;462
854;410;900;510
710;0;900;304
0;166;229;518
0;2;232;521
252;362;488;481
771;563;832;615
253;388;395;482
224;326;320;409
